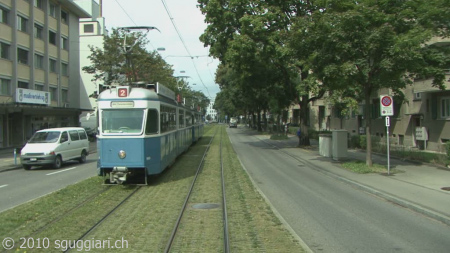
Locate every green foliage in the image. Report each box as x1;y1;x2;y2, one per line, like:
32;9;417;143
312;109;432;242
349;135;362;149
358;135;383;150
341;160;390;174
270;134;289;140
445;141;450;157
83;28;176;92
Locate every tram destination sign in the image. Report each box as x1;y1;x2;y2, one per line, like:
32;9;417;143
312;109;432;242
111;101;134;108
380;95;394;116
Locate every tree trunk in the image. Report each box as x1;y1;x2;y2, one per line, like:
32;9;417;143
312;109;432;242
298;100;310;146
364;88;373;166
257;112;262;132
263;109;267;132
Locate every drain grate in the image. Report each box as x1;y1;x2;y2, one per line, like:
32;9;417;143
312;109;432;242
441;187;450;191
192;203;220;210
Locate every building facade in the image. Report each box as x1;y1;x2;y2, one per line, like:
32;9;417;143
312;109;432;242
0;0;93;148
206;101;217;121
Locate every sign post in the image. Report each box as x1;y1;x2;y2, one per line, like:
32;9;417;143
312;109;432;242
380;95;394;175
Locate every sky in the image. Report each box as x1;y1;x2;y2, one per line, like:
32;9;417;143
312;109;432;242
99;0;220;100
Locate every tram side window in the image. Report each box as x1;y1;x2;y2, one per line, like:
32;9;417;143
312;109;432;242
160;106;176;133
186;113;192;127
179;110;185;128
146;109;159;134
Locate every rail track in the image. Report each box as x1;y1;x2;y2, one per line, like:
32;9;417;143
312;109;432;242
64;186;141;252
62;125;228;252
1;125;305;252
164;126;230;253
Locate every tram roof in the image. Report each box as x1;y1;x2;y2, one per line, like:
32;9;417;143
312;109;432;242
98;86;173;102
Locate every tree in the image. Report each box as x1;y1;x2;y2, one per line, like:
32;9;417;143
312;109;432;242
82;28;178;92
288;0;450;165
199;0;298;131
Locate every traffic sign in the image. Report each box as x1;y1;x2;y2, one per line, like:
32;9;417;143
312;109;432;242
380;95;394;116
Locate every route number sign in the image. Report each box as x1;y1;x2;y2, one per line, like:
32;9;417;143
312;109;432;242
380;95;394;116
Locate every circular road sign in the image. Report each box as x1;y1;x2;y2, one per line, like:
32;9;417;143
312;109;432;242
381;96;392;107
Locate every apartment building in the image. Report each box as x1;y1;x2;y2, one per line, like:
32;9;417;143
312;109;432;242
206;101;217;121
0;0;92;148
290;38;450;153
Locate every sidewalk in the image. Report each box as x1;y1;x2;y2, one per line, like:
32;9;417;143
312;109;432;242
0;141;97;172
260;134;450;226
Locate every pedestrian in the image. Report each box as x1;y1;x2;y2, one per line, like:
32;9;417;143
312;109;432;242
296;127;301;146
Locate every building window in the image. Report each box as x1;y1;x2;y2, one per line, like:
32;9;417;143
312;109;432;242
35;83;44;91
61;62;68;76
49;3;56;18
50;86;57;101
61;37;68;50
34;0;43;9
61;89;68;102
49;58;57;73
18;81;28;89
17;48;29;65
440;97;450;118
49;30;57;45
35;54;44;69
34;23;43;39
61;10;68;24
0;78;10;95
0;6;9;24
17;15;28;33
84;24;94;33
414;92;422;100
1;42;10;59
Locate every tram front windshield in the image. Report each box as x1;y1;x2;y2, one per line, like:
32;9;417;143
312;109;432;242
101;109;144;134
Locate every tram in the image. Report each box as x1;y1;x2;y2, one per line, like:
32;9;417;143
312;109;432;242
96;83;203;184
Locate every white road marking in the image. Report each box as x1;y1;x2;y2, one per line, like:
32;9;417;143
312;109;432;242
0;184;8;189
46;167;77;176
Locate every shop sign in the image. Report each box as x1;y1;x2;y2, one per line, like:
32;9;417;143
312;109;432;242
15;88;50;105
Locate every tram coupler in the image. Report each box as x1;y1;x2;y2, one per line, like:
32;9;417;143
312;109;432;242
107;166;129;185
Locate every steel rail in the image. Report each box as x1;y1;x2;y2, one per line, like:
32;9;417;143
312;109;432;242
164;128;217;253
65;186;141;252
220;126;230;253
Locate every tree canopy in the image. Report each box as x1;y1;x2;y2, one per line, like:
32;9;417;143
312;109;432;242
199;0;450;164
82;28;210;112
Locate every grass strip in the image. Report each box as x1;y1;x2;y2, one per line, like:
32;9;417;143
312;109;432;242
1;125;305;252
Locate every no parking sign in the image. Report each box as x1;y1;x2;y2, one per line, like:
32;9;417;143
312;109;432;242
380;95;394;116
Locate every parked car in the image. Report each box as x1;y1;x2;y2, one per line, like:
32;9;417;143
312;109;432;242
20;127;90;170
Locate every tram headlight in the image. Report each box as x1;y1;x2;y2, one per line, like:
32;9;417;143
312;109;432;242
118;150;126;159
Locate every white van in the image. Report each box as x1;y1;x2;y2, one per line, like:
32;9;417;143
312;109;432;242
20;127;90;170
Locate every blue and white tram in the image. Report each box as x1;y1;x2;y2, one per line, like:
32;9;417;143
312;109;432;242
96;83;202;185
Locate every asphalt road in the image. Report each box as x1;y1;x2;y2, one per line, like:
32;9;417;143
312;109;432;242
0;158;98;213
227;127;450;253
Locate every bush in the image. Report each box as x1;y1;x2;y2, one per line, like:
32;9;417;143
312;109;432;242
359;135;382;150
445;141;450;158
308;129;331;140
349;135;362;149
